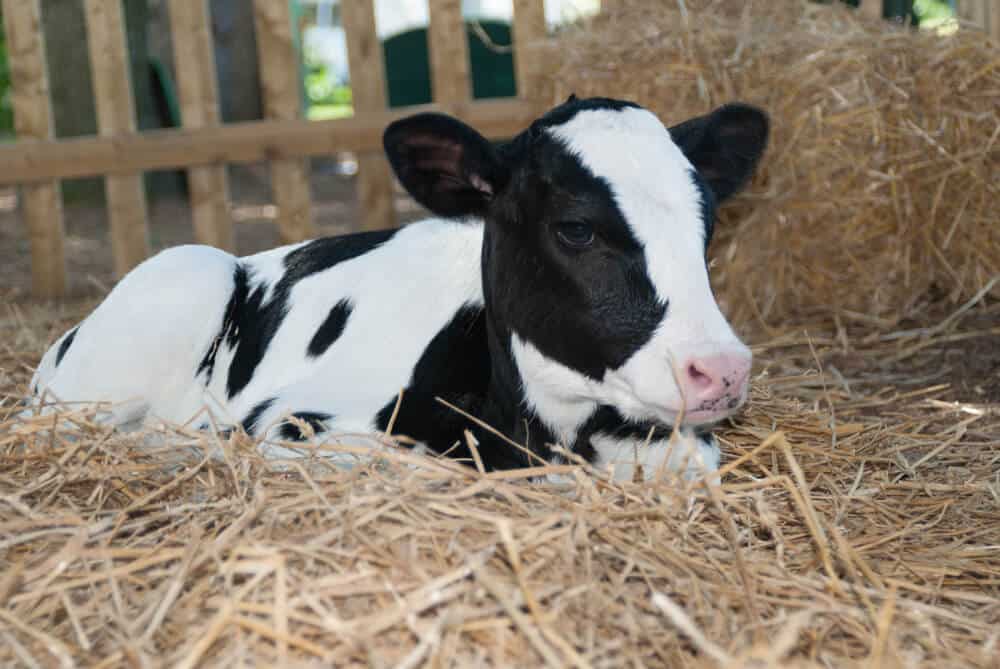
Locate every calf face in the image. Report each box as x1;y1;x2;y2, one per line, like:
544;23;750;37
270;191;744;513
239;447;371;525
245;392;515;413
384;97;767;444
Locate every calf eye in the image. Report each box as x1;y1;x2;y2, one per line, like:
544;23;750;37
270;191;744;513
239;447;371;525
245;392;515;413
555;221;595;249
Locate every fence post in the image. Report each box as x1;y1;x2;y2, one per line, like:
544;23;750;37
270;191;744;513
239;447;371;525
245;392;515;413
84;0;152;278
253;0;316;243
342;1;397;231
2;0;67;298
859;0;884;20
428;0;472;105
957;0;999;39
512;0;547;99
168;0;234;251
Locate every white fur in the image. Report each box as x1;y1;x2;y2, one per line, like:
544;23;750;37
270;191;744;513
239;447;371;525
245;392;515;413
225;220;484;435
31;221;485;443
589;430;721;483
30;244;238;426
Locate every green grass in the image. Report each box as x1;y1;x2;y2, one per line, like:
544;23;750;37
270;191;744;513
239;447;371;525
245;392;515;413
307;104;354;121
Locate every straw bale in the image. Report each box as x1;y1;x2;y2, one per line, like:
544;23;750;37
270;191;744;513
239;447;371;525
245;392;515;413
3;294;999;667
528;0;1000;330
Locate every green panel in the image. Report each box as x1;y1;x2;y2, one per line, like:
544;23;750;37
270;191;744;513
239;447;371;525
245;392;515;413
469;21;516;100
383;28;433;108
382;20;516;109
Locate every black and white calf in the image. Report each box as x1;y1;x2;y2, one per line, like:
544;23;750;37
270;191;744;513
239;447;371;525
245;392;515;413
31;96;768;481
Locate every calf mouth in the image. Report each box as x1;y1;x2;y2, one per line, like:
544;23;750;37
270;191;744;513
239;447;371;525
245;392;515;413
651;389;749;429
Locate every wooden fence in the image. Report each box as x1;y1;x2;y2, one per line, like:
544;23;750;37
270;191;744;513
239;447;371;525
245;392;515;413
954;0;1000;38
0;0;547;298
1;1;997;299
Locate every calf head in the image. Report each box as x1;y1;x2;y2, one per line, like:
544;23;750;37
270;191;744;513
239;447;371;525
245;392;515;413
384;96;768;445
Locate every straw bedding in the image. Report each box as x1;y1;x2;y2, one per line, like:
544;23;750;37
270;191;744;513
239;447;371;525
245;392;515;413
2;299;999;667
528;0;1000;330
2;2;999;667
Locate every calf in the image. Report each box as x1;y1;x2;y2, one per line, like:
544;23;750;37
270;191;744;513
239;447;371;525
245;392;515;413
30;96;768;481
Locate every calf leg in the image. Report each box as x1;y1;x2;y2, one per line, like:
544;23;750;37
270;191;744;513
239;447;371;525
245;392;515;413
30;245;239;427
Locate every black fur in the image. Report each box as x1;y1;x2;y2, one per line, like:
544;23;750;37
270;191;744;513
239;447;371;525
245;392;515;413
307;300;353;358
669;103;769;203
196;270;245;382
224;230;397;398
55;327;79;367
242;397;275;434
383;113;508;219
278;411;332;441
486;125;667;380
371;304;530;468
529;96;640;135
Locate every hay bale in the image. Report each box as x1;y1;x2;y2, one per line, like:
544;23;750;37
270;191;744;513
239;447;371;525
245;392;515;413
529;0;1000;330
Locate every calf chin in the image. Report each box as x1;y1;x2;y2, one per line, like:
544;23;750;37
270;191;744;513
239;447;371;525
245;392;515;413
592;429;722;483
544;427;720;484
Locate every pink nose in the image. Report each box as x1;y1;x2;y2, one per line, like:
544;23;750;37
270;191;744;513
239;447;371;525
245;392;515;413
680;353;752;414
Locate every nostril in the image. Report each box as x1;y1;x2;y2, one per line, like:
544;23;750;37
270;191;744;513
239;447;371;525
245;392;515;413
686;362;714;389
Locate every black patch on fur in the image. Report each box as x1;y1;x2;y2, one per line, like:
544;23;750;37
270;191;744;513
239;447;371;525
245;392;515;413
278;411;332;441
572;406;720;469
307;299;353;358
242;397;275;435
486;130;667;380
196;272;246;383
224;229;396;399
529;96;640;135
55;327;79;367
374;304;530;470
284;230;398;282
572;406;674;464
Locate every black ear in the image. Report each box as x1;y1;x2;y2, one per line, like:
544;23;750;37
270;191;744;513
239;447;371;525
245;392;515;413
383;113;508;219
669;103;769;203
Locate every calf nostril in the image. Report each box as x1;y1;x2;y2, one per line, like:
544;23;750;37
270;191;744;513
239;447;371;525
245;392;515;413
686;362;713;389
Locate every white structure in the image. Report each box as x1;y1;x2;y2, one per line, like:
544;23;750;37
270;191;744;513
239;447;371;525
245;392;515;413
302;0;600;84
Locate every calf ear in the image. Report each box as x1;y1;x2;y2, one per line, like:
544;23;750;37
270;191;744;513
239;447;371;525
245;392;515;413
383;113;508;219
669;103;769;203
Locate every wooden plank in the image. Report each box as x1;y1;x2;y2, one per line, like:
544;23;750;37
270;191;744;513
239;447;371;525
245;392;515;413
957;0;999;39
512;0;547;98
168;0;233;250
956;0;985;27
0;99;543;186
428;0;472;104
341;0;396;231
84;0;151;277
253;0;314;243
2;0;67;298
859;0;883;21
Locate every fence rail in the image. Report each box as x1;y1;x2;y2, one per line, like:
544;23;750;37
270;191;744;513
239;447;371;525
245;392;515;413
2;0;549;298
0;99;540;185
